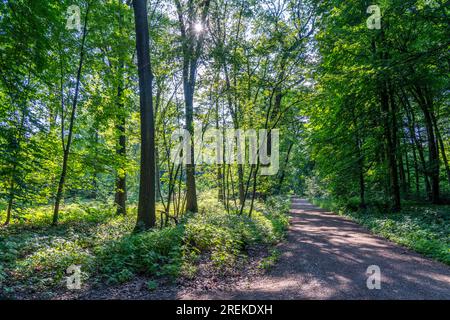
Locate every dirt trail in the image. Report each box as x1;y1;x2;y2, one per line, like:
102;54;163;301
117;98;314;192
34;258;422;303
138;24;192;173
180;198;450;299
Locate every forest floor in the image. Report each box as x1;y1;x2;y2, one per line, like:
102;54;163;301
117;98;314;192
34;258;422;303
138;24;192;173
61;198;450;300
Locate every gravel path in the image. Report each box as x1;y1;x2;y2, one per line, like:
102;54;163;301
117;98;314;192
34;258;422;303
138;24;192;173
181;198;450;299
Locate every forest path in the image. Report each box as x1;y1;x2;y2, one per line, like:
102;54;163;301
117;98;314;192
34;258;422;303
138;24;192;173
180;198;450;299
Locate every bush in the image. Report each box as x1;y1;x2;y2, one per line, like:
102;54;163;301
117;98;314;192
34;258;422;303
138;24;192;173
96;195;290;281
0;194;291;296
96;225;184;283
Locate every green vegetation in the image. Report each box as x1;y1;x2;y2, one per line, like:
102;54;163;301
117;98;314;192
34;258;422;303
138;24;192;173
0;0;448;300
0;193;290;298
258;249;281;271
312;198;450;265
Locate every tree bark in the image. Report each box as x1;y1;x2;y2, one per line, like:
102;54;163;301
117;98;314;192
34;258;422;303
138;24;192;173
402;92;431;197
174;0;210;213
133;0;156;231
412;85;440;203
380;80;401;212
431;111;450;187
277;141;294;193
411;135;420;195
114;109;127;215
4;177;14;226
114;0;127;215
184;84;198;212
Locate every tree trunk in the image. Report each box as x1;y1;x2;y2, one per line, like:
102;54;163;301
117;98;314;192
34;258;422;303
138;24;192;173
133;0;156;231
174;0;210;213
114;112;127;215
237;164;245;204
357;137;366;208
380;80;401;212
403;136;411;193
155;146;161;202
277;141;294;192
114;0;127;215
397;134;407;195
215;99;224;202
154;83;162;203
52;5;90;225
4;178;14;226
403;94;431;197
412;86;440;203
431;111;450;187
184;84;198;213
411;136;420;195
91;131;99;199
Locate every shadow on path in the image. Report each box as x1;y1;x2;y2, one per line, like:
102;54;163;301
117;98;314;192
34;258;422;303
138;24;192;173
181;198;450;300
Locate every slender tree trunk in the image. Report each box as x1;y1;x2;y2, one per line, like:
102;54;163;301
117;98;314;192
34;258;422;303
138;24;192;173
184;84;198;212
380;80;401;212
359;160;366;208
404;96;431;197
52;5;90;225
249;163;259;218
423;109;440;203
403;136;411;193
223;64;241;208
412;86;440;203
114;1;127;215
389;84;401;210
225;164;231;212
357;138;366;208
237;164;245;204
133;0;156;231
215;99;224;202
416;128;432;197
239;164;255;216
228;163;238;209
397;135;407;195
350;107;365;208
431;111;450;187
154;83;162;203
91;131;99;199
4;178;14;226
277;141;294;192
174;0;210;213
411;136;420;195
114;111;127;215
155;146;161;202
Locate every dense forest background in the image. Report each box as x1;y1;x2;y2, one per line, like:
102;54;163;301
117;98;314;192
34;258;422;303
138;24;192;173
0;0;448;298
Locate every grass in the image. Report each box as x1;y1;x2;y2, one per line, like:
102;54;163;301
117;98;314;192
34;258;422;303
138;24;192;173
258;248;281;270
311;197;450;265
0;192;290;298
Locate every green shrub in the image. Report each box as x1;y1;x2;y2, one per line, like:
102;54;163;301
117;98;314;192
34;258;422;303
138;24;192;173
96;225;184;283
1;194;290;295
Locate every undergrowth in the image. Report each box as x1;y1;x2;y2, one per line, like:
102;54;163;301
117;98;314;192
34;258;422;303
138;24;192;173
0;193;290;298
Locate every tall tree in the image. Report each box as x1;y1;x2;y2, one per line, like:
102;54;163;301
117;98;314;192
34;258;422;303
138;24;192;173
114;0;128;215
133;0;156;231
174;0;211;213
52;2;91;225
